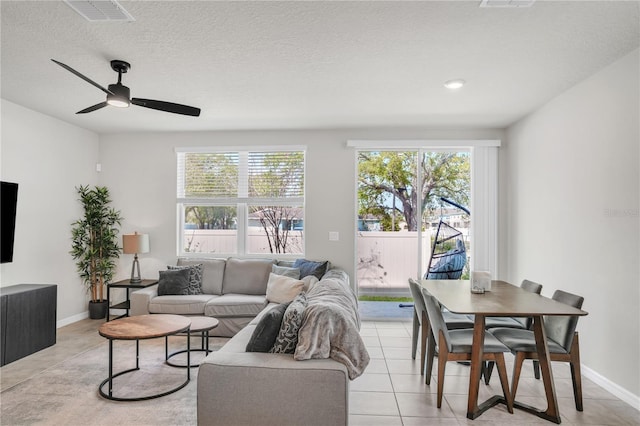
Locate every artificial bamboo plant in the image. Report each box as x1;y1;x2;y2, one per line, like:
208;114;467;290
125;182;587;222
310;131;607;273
70;185;123;303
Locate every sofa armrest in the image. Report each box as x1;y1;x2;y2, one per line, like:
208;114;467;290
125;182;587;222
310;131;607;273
129;284;158;316
197;352;349;426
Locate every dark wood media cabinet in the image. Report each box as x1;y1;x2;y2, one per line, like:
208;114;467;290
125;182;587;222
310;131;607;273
0;284;57;366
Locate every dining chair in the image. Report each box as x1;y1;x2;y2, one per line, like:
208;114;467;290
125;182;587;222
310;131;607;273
408;279;474;379
408;278;429;376
491;289;585;411
484;279;543;382
484;279;543;329
421;287;513;412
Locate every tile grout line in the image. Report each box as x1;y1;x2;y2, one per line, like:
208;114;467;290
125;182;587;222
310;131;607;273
376;321;407;425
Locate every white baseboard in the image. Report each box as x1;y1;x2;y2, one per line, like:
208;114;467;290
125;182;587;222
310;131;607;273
57;311;88;328
582;364;640;411
57;308;128;328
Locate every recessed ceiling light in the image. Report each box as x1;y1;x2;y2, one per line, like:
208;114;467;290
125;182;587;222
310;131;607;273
444;79;466;90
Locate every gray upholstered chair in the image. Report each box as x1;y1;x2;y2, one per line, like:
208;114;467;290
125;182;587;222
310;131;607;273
484;279;543;382
408;279;474;380
442;310;476;329
484;279;543;329
408;279;429;376
421;287;513;412
491;289;585;411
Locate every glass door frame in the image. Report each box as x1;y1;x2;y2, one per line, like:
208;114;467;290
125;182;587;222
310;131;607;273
349;139;501;296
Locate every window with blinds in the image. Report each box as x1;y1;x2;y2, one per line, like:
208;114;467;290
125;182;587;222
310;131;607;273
176;147;305;257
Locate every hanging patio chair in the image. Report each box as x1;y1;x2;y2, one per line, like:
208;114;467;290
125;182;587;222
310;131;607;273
425;198;469;280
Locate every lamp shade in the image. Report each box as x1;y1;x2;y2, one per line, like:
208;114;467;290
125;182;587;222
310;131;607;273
122;233;149;254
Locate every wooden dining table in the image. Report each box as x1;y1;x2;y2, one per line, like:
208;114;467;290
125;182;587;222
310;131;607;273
419;279;588;423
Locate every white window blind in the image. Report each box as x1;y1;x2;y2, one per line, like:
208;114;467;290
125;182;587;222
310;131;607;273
177;152;239;199
177;150;305;202
248;151;305;199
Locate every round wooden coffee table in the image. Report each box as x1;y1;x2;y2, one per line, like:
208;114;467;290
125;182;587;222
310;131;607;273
166;316;219;368
98;314;192;401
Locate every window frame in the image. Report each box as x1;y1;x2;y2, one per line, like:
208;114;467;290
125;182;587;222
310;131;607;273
176;146;306;259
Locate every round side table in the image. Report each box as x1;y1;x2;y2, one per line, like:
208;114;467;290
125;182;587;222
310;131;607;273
166;316;219;368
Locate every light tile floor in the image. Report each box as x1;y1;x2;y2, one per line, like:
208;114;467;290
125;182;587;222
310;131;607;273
2;318;638;425
351;320;640;425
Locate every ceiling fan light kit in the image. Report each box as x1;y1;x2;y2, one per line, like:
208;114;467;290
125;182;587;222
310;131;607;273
51;58;201;116
106;86;130;108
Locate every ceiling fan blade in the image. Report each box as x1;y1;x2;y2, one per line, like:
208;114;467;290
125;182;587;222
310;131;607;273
51;59;113;96
77;102;108;114
131;98;201;117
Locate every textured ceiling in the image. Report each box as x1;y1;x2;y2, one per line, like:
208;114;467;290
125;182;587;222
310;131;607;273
1;1;638;134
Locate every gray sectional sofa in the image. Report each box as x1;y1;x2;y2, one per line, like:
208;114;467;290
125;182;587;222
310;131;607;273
130;257;369;426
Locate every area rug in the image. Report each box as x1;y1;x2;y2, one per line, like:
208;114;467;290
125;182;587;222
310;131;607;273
0;338;226;426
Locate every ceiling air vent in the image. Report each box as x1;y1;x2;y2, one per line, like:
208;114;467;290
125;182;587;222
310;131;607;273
64;0;135;22
479;0;536;8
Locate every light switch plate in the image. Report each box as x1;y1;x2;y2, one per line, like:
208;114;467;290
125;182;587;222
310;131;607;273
329;231;339;241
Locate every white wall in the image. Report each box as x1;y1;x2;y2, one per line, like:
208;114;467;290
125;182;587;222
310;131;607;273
0;99;100;324
98;128;504;285
503;49;639;399
0;95;503;326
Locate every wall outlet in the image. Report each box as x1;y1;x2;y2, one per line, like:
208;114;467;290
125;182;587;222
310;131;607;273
328;231;339;241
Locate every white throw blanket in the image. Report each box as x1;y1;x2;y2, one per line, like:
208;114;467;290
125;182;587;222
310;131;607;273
294;276;370;380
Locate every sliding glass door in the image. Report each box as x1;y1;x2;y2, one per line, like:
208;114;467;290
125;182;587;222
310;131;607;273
356;149;470;297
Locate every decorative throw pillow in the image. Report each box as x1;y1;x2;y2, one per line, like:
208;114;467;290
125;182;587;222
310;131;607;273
293;259;329;280
272;265;301;279
168;263;204;295
275;260;296;268
270;292;308;354
246;303;290;352
157;268;190;296
266;273;304;304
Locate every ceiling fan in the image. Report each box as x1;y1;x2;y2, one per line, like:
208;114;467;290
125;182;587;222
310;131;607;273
51;59;201;117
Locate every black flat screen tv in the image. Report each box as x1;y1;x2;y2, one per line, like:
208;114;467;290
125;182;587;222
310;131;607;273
1;181;18;263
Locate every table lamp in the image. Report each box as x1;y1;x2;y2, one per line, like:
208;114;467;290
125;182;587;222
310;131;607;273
122;232;149;283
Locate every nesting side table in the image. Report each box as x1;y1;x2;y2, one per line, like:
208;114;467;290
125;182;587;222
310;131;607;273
166;316;219;368
106;279;158;321
98;314;191;401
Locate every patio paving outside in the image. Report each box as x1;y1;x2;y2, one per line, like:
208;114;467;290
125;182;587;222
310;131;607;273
359;301;414;321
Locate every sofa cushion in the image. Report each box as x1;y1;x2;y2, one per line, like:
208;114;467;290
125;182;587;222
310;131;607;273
168;263;203;295
204;294;267;318
266;273;304;304
158;268;191;296
178;258;226;295
293;259;329;280
221;258;274;295
272;265;301;279
149;294;217;315
245;302;289;352
271;292;308;354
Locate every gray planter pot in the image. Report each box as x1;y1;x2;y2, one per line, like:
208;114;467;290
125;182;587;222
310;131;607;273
88;300;108;320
